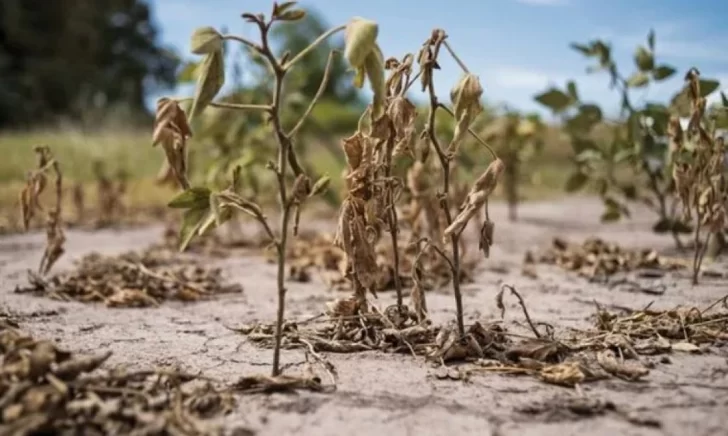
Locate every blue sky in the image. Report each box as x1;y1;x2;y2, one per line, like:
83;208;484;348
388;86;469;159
147;0;728;118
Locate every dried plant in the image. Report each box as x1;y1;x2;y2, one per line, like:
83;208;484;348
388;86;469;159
669;68;728;284
92;160;128;228
408;30;501;337
154;2;352;378
19;146;66;275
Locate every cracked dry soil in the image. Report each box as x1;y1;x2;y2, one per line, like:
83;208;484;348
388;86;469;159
1;197;727;436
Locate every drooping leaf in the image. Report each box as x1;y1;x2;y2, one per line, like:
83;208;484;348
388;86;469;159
191;27;223;55
190;50;225;120
534;88;573;113
721;91;728;108
178;61;202;83
168;187;212;209
179;207;210;252
652;65;676;81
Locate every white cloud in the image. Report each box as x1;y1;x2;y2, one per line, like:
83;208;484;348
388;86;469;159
513;0;568;6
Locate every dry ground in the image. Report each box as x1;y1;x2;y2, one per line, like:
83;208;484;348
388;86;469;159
1;197;727;436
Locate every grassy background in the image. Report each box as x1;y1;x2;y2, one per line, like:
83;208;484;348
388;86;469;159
0;123;575;232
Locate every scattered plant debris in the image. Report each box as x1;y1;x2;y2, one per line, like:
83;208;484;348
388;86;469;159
0;317;241;435
523;236;686;280
15;247;242;307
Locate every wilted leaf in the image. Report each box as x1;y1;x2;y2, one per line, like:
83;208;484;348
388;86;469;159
190;50;225;120
652;65;676;81
190;27;223;55
179;207;210;252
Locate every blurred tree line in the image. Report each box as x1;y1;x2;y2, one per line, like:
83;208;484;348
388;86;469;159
0;0;179;129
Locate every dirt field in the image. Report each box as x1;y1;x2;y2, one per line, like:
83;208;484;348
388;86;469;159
1;197;727;436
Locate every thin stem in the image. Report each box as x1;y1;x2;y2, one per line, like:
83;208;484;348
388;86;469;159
423;38;465;337
287;50;338;138
438;104;498;160
258;25;294;378
384;120;404;308
442;40;469;74
283;24;346;70
222;34;261;52
174;98;271;112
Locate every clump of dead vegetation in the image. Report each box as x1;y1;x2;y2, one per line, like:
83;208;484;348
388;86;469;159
235;284;728;388
0;316;242;435
669;68;728;284
16;246;242;308
18;145;66;276
523;236;686;280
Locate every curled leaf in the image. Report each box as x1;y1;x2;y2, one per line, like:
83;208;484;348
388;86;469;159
344;17;378;69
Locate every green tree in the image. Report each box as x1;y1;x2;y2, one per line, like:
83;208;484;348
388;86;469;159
0;0;179;129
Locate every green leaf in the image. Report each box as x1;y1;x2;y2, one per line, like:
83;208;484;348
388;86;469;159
634;46;654;71
277;9;306;21
168;187;212;209
565;171;588;192
621;184;637;200
310;175;331;196
652;65;676;81
700;79;720;96
626;72;650;88
190;27;223;55
534;88;573;113
567;81;579;101
569;42;594;56
273;1;298;16
601;208;621;222
721;92;728;108
647;29;655;51
179;207;210;252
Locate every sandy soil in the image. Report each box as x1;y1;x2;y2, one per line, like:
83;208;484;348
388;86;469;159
1;196;727;436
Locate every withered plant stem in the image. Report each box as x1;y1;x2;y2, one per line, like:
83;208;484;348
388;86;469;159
423;37;465;337
384;122;404;308
442;41;469;74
